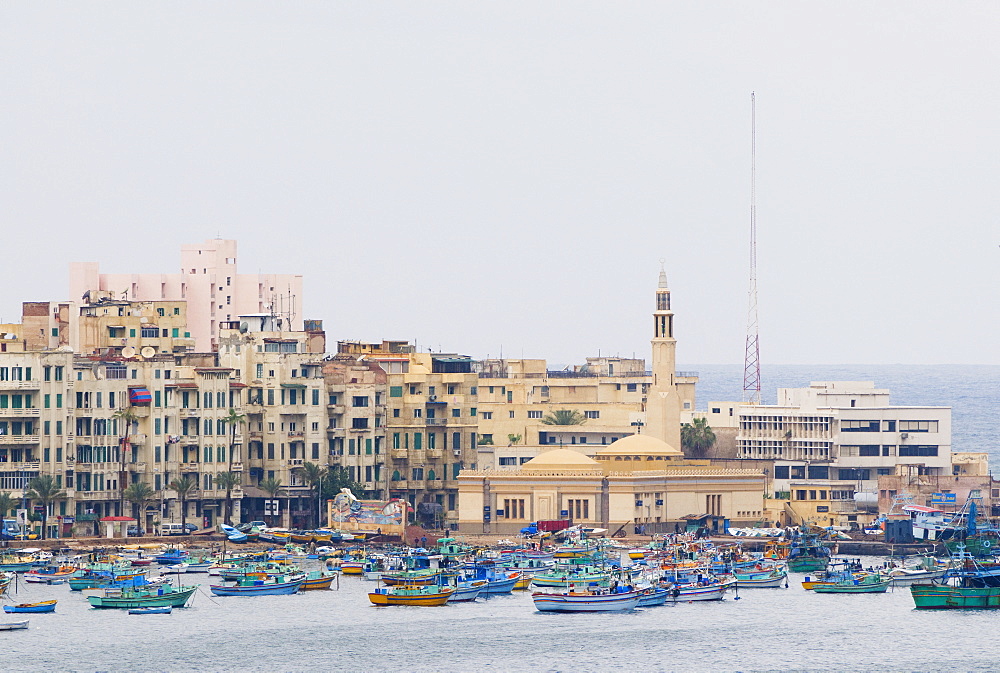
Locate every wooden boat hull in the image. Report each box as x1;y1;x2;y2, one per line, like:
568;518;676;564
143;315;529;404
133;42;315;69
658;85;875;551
813;580;889;594
129;607;172;615
0;620;28;630
636;588;669;607
532;591;640;612
787;557;829;573
911;585;1000;609
887;568;948;586
4;600;57;613
340;563;365;576
368;587;455;606
735;571;787;588
87;586;197;609
210;578;304;596
301;574;335;590
381;572;437;585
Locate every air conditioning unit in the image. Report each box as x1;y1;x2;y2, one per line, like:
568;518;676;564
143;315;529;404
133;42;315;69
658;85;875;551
900;433;909;440
655;499;664;506
453;450;461;456
428;395;437;402
635;500;643;507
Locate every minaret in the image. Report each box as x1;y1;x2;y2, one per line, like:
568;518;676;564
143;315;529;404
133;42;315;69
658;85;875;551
645;266;682;450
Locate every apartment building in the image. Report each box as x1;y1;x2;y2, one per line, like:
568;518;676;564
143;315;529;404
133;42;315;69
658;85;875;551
337;341;478;528
323;357;387;498
71;238;303;352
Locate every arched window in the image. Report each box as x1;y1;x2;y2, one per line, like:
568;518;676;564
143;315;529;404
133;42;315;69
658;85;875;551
427;469;436;481
391;470;401;481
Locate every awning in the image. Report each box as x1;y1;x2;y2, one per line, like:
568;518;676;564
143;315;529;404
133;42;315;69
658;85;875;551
229;382;248;388
280;383;306;389
128;387;152;405
174;382;199;388
902;505;944;514
99;516;135;522
433;357;472;363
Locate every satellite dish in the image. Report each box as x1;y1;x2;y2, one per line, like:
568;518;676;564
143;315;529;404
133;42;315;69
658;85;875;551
141;346;156;359
239;322;249;333
122;346;137;358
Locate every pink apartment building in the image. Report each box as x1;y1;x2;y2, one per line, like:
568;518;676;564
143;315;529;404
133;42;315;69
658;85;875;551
70;239;303;352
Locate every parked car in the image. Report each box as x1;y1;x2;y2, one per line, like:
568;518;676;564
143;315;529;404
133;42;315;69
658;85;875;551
184;523;198;533
126;526;145;537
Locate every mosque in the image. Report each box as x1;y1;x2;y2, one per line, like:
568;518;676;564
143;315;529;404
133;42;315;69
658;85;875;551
457;270;767;534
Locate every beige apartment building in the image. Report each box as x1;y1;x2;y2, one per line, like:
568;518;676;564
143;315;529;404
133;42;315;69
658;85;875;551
337;340;478;528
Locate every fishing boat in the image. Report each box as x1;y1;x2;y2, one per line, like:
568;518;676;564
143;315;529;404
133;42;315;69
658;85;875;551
3;600;57;613
532;588;641;612
733;568;788;588
368;584;456;606
154;549;190;565
0;557;33;573
340;560;366;576
381;569;439;586
24;566;76;582
910;547;1000;609
210;573;305;596
636;587;670;607
0;620;28;631
785;528;832;573
812;573;890;594
87;585;198;609
165;561;213;574
300;571;336;590
128;607;172;615
219;524;249;543
447;579;487;602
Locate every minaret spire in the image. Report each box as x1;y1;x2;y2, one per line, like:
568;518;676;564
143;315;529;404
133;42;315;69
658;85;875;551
646;261;681;449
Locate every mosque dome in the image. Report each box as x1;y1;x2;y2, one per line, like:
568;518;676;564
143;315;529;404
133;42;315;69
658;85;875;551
521;449;600;471
595;433;683;457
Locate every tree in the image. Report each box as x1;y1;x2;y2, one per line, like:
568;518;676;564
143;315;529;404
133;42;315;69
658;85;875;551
259;477;284;527
681;417;717;458
214;472;242;524
507;434;522;446
295;462;325;528
25;475;66;540
319;466;365;502
123;482;155;531
541;410;586;425
168;476;197;530
223;408;246;472
112;406;140;515
0;491;14;520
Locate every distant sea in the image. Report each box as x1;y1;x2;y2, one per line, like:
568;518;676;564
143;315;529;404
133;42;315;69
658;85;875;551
685;364;1000;470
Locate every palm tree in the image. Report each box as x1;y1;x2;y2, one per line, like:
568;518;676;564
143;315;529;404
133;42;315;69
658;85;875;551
112;406;140;515
295;462;325;528
0;491;14;520
25;475;66;540
259;477;283;527
541;410;586;425
681;417;717;458
123;482;155;532
168;476;197;530
223;408;246;472
214;472;242;524
507;434;522;446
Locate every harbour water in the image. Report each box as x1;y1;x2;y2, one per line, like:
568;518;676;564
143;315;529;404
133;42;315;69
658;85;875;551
3;558;1000;671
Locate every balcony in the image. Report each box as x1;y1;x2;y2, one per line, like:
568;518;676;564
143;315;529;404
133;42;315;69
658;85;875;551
288;458;304;467
390;448;408;459
425;396;446;405
426;418;446;427
327;428;345;438
14;461;40;471
128;433;147;444
427;449;443;460
231;462;244;471
131;462;147;470
249;431;263;440
0;381;39;390
179;408;200;418
390;480;408;489
327;404;346;415
0;407;40;417
180;462;200;472
0;435;40;445
287;431;304;439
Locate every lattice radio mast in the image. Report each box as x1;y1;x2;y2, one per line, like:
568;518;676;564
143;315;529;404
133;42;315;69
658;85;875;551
743;92;762;405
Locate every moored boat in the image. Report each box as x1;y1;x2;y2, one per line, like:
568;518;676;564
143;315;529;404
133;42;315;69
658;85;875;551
210;573;305;596
368;584;456;606
87;585;198;609
812;573;890;594
0;619;28;630
129;607;172;615
301;571;336;590
532;589;641;612
3;599;57;613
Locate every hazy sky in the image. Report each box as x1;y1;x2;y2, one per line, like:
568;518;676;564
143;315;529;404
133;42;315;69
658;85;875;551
3;3;998;366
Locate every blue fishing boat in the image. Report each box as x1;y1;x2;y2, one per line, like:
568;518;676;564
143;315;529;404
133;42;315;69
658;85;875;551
154;549;189;565
219;524;248;543
636;587;669;607
4;600;57;613
210;573;305;596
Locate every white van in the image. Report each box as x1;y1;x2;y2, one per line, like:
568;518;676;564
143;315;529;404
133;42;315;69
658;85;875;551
160;523;188;536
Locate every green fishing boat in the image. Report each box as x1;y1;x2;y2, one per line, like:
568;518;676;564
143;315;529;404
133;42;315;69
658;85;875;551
812;573;889;594
87;584;198;609
911;584;1000;609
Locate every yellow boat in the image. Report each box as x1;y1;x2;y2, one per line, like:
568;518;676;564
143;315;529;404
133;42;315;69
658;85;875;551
301;571;336;590
368;585;455;606
341;561;365;575
513;575;532;590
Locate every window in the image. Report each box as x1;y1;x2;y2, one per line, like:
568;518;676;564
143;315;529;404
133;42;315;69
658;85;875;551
352;418;369;429
527;410;542;419
498;457;517;466
393;409;400;418
502;499;526;519
899;445;939;457
568;499;589;519
509;411;515;418
773;465;789;479
627;383;637;392
412;408;422;418
451;408;461;418
390;386;403;398
807;465;828;479
470;408;477;417
841;420;880;432
447;385;456;395
481;412;492;420
585;411;599;419
898;420;939;433
838;468;872;480
859;445;880;457
352;396;369;407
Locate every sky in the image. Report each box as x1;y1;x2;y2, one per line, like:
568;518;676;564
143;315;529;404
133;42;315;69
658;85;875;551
2;3;999;366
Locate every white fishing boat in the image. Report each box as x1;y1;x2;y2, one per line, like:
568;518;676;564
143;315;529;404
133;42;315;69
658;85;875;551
532;589;641;612
0;620;29;631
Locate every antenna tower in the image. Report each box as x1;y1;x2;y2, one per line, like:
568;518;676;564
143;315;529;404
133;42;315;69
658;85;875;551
743;92;762;404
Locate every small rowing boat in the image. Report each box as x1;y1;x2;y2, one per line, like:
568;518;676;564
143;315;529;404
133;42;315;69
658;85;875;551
3;600;57;613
